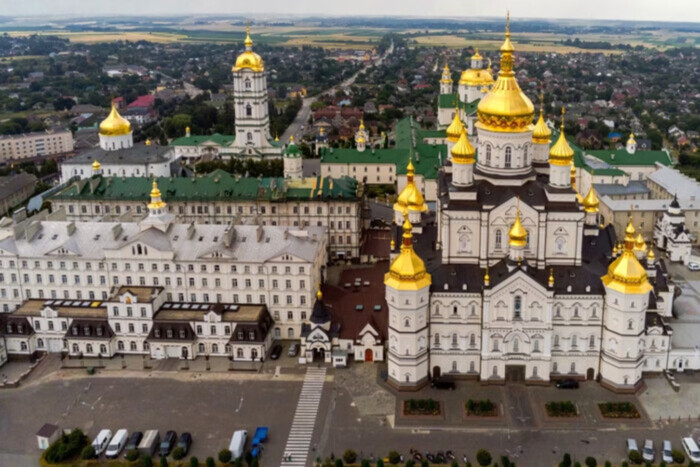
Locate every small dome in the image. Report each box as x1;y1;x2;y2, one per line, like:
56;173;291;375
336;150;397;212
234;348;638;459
92;159;101;171
451;127;475;165
394;160;427;213
233;25;264;72
549;110;575;165
459;68;491;87
445;109;464;142
634;233;648;252
582;186;599;213
384;219;431;291
508;209;527;248
532;108;552;144
99;103;131;137
471;49;482;60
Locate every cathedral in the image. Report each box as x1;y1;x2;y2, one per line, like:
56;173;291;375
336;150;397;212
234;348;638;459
386;16;677;393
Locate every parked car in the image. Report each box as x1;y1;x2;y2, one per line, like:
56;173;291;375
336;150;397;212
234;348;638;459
555;379;579;389
688;262;700;271
176;433;192;456
642;439;655;462
682;437;700;462
138;430;160;458
270;344;283;360
288;343;299;357
105;429;128;459
229;430;248;460
124;431;143;456
662;440;673;463
92;429;113;456
159;431;177;457
430;377;456;390
626;438;639;454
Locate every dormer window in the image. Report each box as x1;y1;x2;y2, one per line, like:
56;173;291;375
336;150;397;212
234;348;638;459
72;327;78;336
179;329;185;339
6;324;12;334
166;329;173;339
96;326;103;337
154;329;161;338
248;331;255;340
238;331;244;340
84;326;90;336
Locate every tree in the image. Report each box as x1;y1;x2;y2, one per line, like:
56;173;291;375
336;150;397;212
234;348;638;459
219;448;233;463
377;459;384;467
53;96;75;111
160;456;169;467
206;457;216;467
671;449;685;464
476;449;492;467
585;457;597;467
80;445;95;460
388;450;401;464
561;453;572;467
142;456;153;467
628;449;643;464
342;450;357;464
190;457;199;467
361;460;370;467
173;447;186;460
334;460;343;467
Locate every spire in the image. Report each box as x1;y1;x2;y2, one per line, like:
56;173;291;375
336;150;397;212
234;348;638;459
548;268;554;288
500;11;515;71
244;21;253;49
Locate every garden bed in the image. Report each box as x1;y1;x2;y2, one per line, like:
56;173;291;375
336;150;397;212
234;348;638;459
545;401;578;417
465;399;499;417
598;401;640;419
402;398;442;417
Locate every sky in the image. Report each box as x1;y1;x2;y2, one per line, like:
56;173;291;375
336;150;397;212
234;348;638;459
3;0;699;23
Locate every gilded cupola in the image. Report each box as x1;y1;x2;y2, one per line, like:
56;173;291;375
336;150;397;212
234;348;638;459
508;207;528;248
532;95;551;144
99;102;131;137
451;127;476;165
601;218;652;295
634;233;648;253
476;13;535;133
233;23;264;72
394;159;428;213
446;108;464;143
147;176;166;211
384;219;431;291
582;185;600;213
549;108;575;166
92;159;101;171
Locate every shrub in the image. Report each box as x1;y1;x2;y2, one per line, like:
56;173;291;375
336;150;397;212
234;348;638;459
219;448;233;463
250;459;259;467
80;445;96;460
190;457;199;467
659;461;666;467
501;455;511;467
628;449;643;464
44;429;89;463
160;456;168;467
645;461;651;467
451;461;459;467
125;449;139;461
388;450;401;464
622;463;628;467
562;453;572;467
143;456;153;467
476;449;492;466
421;461;429;467
172;446;185;460
405;461;415;467
671;449;685;464
361;460;370;467
206;457;216;467
335;460;343;467
585;456;597;467
605;462;612;467
377;459;384;467
574;463;581;467
343;449;357;464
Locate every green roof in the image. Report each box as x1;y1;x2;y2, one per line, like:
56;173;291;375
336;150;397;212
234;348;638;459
285;143;301;157
581;165;627;176
51;170;359;203
170;133;236;147
438;94;480;115
586;149;673;167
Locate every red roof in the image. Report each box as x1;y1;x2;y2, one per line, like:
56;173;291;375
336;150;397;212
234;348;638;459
128;94;155;108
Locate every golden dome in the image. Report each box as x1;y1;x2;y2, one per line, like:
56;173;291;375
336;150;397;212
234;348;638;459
471;49;482;60
356;136;366;144
451;127;475;165
233;24;264;72
440;63;452;83
508;208;527;248
602;218;652;294
459;68;492;87
394;160;428;213
484;267;490;286
549;108;575;165
548;268;555;287
582;186;600;213
92;159;101;171
532;107;551;144
634;233;648;252
384;219;431;291
647;246;655;261
476;14;534;133
99;103;131;137
316;289;323;300
359;119;365;131
445;108;464;142
147;177;166;210
628;133;636;144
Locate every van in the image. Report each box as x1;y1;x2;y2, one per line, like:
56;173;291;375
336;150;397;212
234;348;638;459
682;437;700;462
105;429;128;459
626;438;639;454
229;430;248;459
642;439;654;462
92;429;113;456
138;430;160;458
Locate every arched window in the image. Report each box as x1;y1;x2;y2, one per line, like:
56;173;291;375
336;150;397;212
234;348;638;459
513;338;519;353
246;104;252;116
492;366;498;376
470;361;475;372
574;306;579;318
513;296;522;319
533;366;538;377
495;230;503;249
72;343;79;353
452;333;458;347
570;362;576;373
589;335;595;348
554;335;560;347
628;319;634;330
212;343;219;353
237;348;244;358
37;338;44;348
485;145;492;164
86;344;93;354
99;344;106;354
130;341;137;351
492;338;499;351
404;318;410;328
245;78;251;89
434;333;440;346
453;306;458;315
504;147;512;168
198;343;205;352
470;334;476;347
452;361;457;372
534;339;540;352
553;362;558;372
571;335;578;348
247;132;253;142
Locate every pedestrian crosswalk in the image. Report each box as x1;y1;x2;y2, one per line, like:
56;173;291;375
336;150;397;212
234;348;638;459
280;367;327;467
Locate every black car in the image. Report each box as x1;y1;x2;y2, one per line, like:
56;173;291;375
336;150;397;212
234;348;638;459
124;431;143;455
176;433;192;455
159;431;177;456
270;344;283;360
430;377;456;390
555;379;579;389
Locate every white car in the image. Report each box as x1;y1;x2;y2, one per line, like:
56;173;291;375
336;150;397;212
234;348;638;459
642;439;654;462
682;437;700;462
687;262;700;271
92;429;113;456
662;440;673;463
105;429;128;459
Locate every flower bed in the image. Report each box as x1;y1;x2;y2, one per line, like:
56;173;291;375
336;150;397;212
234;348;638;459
545;401;578;417
598;401;640;419
465;398;498;417
403;398;441;416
